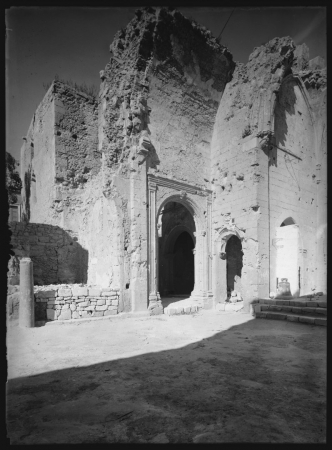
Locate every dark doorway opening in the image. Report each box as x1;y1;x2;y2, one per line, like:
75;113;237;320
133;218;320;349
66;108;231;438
226;235;243;297
172;231;195;295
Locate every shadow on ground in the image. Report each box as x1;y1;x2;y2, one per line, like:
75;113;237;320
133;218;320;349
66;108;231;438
6;315;326;444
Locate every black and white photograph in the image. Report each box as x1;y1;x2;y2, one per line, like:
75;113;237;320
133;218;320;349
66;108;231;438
5;5;326;444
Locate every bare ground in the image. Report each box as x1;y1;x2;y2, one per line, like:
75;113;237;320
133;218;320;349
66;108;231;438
6;309;326;444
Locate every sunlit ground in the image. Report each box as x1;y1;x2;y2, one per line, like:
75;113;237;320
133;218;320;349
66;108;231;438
6;310;326;444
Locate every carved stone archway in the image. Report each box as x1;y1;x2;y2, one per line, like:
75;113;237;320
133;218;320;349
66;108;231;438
213;224;246;305
147;174;213;312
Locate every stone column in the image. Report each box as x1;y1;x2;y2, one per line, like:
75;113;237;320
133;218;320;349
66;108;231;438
206;198;214;308
148;182;163;314
19;257;35;328
190;229;207;306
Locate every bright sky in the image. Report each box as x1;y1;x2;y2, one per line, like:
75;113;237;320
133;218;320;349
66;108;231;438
5;6;326;162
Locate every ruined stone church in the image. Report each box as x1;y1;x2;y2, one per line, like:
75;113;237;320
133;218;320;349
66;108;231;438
16;7;326;315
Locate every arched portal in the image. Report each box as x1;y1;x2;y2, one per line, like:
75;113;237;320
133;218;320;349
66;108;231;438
275;218;300;297
225;235;243;297
158;201;196;298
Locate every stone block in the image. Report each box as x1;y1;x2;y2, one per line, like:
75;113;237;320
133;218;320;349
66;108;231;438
177;307;184;314
62;304;70;310
255;312;267;318
317;302;327;308
306;301;318;307
70;304;76;311
101;291;114;296
72;311;80;319
111;300;119;306
92;311;104;317
85;306;95;311
169;309;177;315
88;288;101;296
287;315;299;322
72;287;88;297
106;300;111;305
292;307;302;313
314;318;327;326
97;299;105;306
190;306;197;313
315;308;327;315
36;290;57;298
58;309;72;320
184;306;192;314
299;316;315;324
79;302;89;307
46;309;57;320
104;310;117;316
267;313;286;320
80;311;90;318
55;300;65;305
303;307;316;314
58;289;72;297
55;305;62;309
108;305;117;310
96;305;107;311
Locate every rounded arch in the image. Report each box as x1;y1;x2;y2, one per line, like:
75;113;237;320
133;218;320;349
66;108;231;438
280;216;296;227
162;224;195;256
216;226;245;258
157;194;204;233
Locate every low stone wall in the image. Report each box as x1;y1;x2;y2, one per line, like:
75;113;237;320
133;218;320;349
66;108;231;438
34;285;119;321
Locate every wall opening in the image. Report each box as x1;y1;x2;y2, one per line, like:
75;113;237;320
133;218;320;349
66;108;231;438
158;201;196;297
280;217;295;227
172;231;194;295
225;235;243;298
275;222;300;297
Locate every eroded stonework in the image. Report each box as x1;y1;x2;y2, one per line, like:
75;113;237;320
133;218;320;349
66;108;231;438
14;7;326;314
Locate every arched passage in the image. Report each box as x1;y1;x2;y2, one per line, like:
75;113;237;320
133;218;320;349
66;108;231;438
275;218;301;297
158;201;196;297
225;235;243;297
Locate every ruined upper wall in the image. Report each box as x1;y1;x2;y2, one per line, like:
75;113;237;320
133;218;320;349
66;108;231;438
20;81;100;224
99;7;235;190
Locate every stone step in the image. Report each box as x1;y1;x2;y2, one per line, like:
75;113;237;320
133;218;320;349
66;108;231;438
256;298;327;308
260;304;327;316
255;310;327;326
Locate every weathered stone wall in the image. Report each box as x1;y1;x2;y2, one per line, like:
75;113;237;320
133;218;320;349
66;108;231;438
8;222;88;285
19;8;326;313
96;7;234;310
34;285;119;321
211;36;327;307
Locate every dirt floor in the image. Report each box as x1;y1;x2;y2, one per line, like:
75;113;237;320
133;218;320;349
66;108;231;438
6;309;326;444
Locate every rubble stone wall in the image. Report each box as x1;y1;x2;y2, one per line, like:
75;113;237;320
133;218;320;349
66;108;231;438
8;222;88;285
34;286;119;321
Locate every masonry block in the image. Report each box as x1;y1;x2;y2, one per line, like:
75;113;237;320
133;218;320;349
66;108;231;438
72;287;88;297
46;309;57;320
58;309;72;320
36;290;57;298
58;289;72;297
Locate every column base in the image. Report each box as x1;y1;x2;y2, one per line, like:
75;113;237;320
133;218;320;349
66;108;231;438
189;291;213;309
148;292;163;315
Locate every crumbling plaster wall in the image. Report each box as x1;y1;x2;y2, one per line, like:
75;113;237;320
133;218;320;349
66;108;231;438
211;37;327;306
21;86;55;223
20;82;127;302
98;7;234;310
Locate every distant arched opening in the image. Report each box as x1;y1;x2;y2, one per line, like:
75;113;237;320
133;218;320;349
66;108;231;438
225;235;243;297
158;202;195;297
280;217;296;227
